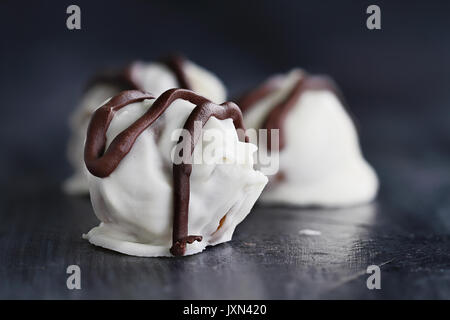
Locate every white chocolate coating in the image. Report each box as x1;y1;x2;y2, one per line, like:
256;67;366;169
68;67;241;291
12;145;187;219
64;60;227;194
243;70;378;207
83;98;267;257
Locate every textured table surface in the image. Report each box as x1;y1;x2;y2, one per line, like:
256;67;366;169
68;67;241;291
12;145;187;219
1;107;449;300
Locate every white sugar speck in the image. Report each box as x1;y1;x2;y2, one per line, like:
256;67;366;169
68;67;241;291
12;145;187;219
298;229;321;236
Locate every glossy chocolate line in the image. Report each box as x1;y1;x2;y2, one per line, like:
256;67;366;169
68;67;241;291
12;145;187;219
85;55;192;93
171;98;246;256
238;74;344;151
265;75;345;150
237;75;285;113
84;89;246;256
84;90;155;177
161;55;192;90
263;77;304;151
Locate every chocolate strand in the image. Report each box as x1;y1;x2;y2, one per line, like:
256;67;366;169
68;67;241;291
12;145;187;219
84;89;246;256
85;55;192;93
161;55;192;90
171;99;246;256
84;90;155;177
236;75;285;113
238;74;345;151
263;78;305;150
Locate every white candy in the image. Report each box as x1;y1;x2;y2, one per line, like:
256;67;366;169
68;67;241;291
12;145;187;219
83;98;268;257
243;70;378;207
64;60;227;194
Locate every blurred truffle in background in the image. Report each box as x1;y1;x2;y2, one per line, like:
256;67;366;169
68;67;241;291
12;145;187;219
237;69;378;207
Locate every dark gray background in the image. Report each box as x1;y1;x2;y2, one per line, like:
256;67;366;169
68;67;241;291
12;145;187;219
0;0;449;299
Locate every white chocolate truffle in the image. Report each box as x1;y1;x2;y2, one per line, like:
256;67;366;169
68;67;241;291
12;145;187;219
83;91;267;257
64;58;227;195
240;69;378;207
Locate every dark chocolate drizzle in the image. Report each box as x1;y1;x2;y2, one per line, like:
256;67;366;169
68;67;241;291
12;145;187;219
84;89;246;256
237;75;285;113
84;90;155;177
85;55;192;93
160;55;192;90
84;63;143;93
237;73;345;150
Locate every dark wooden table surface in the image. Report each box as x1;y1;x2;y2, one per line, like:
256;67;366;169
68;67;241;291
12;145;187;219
0;106;449;300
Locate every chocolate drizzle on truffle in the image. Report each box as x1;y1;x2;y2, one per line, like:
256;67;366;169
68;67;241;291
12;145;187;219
237;73;345;150
160;55;192;90
84;89;246;256
84;90;155;177
237;75;285;113
85;55;192;93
